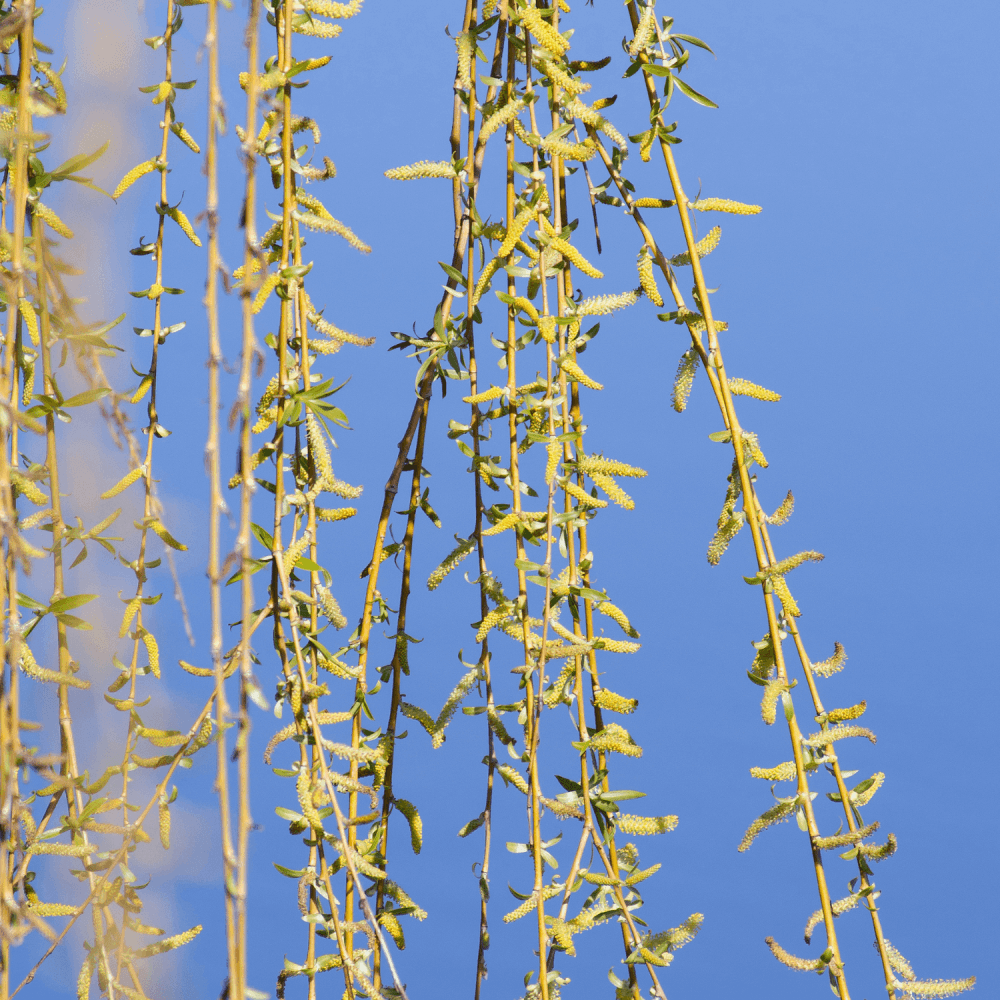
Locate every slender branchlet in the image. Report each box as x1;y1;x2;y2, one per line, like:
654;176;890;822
601;3;976;998
0;5;213;997
396;4;698;999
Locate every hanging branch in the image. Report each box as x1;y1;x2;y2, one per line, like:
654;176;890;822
605;3;976;998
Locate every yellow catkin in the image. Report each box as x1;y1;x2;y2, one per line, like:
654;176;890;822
316;507;358;522
628;2;656;56
113;159;158;199
595;637;640;653
578;455;647;478
728;377;780;402
33;201;73;239
28;902;77;917
566;97;629;154
559;358;603;390
670;226;721;266
130;376;153;405
633;197;675;208
539;135;596;162
537;316;557;343
119;597;142;638
20;644;90;690
854;772;884;807
463;385;505;405
475;608;508;643
294;18;342;38
805;893;862;943
308;311;376;346
27;842;96;857
859;834;897;863
295;190;333;219
563;479;606;508
17;299;39;347
574;288;641;316
130;925;202;959
252;406;277;434
20;355;34;406
170;121;200;153
536;55;590;96
294;211;371;253
749;761;796;782
545;440;561;484
166;206;202;247
596;601;639;638
738;800;796;852
20;507;53;530
589;472;633;510
472;256;504;304
636;249;663;306
393;799;422;854
548;236;602;278
141;630;160;679
771;574;800;618
303;0;362;16
499;208;534;257
581;871;621;887
281;533;311;575
827;700;867;723
801;724;877;749
883;940;916;982
814;820;880;851
625;863;661;887
589;722;641;757
482;512;521;536
616;814;678;836
455;31;473;91
760;679;784;725
812;641;847;678
507;294;540;323
252;272;280;314
385;160;454;180
158;795;170;849
378;910;405;950
498;764;530;795
11;472;48;508
502;885;562;923
520;6;568;54
763;550;824;577
765;937;824;972
767;490;794;525
690;197;762;215
594;688;638;714
428;537;476;590
480;97;527;142
672;349;698;413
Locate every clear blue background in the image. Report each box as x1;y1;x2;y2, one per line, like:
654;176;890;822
14;1;997;998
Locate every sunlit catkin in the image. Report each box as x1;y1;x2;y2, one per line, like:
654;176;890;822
637;247;663;306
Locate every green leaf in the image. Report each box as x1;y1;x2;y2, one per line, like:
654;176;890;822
273;862;309;878
51;142;110;181
48;594;97;615
250;523;275;550
55;614;92;631
62;388;110;409
438;261;468;287
672;74;718;109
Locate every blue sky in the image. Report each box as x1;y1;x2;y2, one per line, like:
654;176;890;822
13;1;997;997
